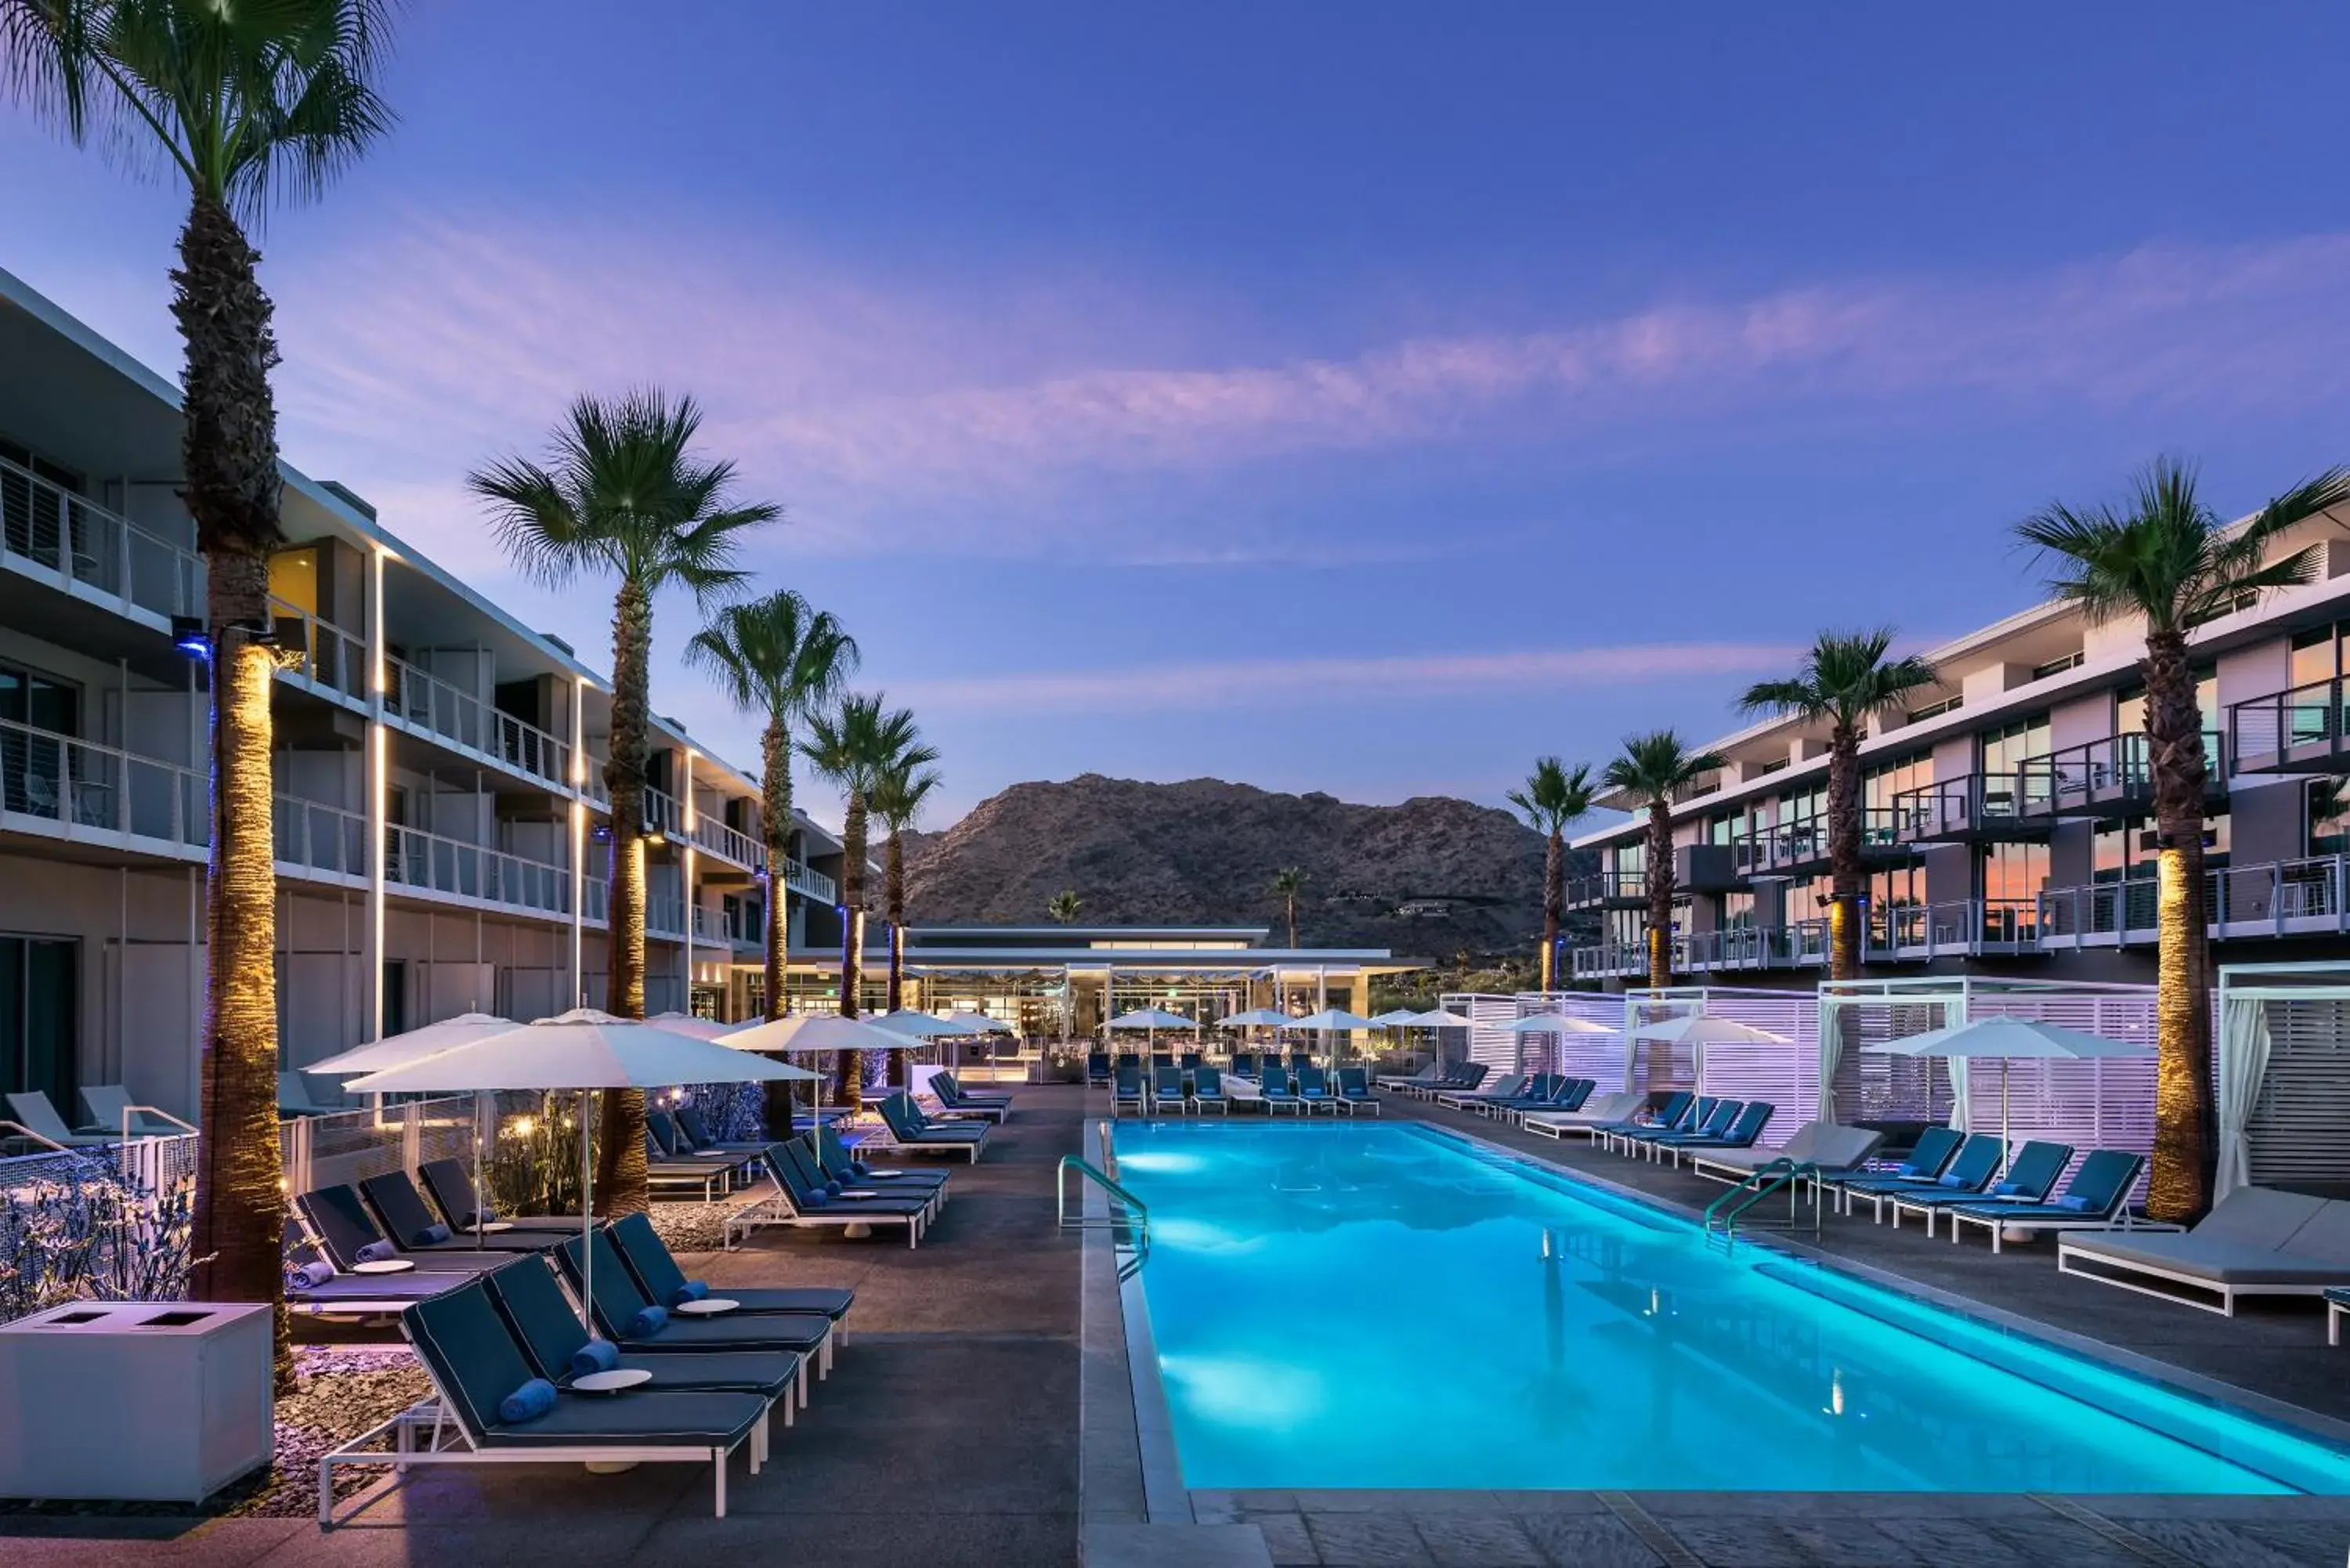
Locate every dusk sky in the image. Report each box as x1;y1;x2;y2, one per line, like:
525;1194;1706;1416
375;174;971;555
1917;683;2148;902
8;5;2350;834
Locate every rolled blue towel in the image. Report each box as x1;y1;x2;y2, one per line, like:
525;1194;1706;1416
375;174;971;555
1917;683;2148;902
411;1222;450;1245
801;1188;828;1209
291;1259;335;1289
624;1304;669;1339
849;1160;872;1178
468;1208;498;1227
824;1179;844;1198
2055;1194;2097;1212
569;1339;620;1378
354;1239;398;1264
498;1377;558;1423
669;1281;709;1306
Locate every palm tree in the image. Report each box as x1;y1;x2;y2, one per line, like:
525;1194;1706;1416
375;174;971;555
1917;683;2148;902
1047;889;1083;924
2019;457;2350;1221
5;0;397;1378
803;694;928;1104
870;749;943;1013
1602;732;1727;992
472;390;776;1215
1271;867;1305;948
685;589;857;1133
1739;631;1939;981
1507;758;1596;992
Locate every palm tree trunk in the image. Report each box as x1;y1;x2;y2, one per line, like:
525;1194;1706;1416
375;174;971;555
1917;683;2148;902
596;576;653;1217
1539;829;1563;991
1285;894;1297;950
1827;723;1862;982
885;826;908;1086
2146;630;2216;1223
759;718;795;1137
1646;800;1673;993
836;794;867;1107
175;193;289;1385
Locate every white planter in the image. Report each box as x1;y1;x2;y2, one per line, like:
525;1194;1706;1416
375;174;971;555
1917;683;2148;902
0;1301;273;1502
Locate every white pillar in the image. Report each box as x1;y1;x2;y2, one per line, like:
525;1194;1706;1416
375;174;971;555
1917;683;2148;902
681;749;696;1015
364;544;388;1042
569;676;586;1008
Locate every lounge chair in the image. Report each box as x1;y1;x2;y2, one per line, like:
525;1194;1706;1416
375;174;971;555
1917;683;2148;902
2;1089;115;1149
641;1133;736;1201
320;1277;770;1526
295;1184;512;1272
78;1084;190;1139
484;1254;804;1409
1889;1140;2075;1234
1434;1072;1525;1112
2059;1187;2350;1315
282;1221;474;1317
359;1170;565;1253
878;1093;989;1162
1286;1053;1312;1075
1231;1053;1260;1081
1334;1068;1381;1115
1149;1064;1189;1116
557;1229;837;1368
1655;1101;1774;1169
1295;1065;1338;1114
1828;1129;1992;1219
1943;1150;2147;1252
1258;1064;1302;1115
1509;1078;1595;1119
1190;1065;1230;1115
934;1071;1011;1110
2326;1286;2350;1346
1618;1098;1737;1158
1180;1052;1204;1072
674;1104;769;1157
726;1143;929;1250
1150;1052;1174;1073
1466;1073;1555;1115
812;1123;949;1205
1520;1091;1647;1140
1589;1091;1694;1153
418;1157;586;1236
1375;1060;1440;1091
924;1074;1010;1123
1086;1051;1112;1088
277;1070;339;1117
1110;1063;1146;1118
1687;1122;1885;1184
609;1212;855;1328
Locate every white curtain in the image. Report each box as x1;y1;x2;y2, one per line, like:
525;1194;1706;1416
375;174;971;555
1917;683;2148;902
2217;997;2272;1202
1817;1006;1843;1123
1946;1057;1971;1133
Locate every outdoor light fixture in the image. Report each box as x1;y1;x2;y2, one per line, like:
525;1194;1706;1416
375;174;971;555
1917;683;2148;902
171;616;212;661
172;613;309;669
644;829;668;847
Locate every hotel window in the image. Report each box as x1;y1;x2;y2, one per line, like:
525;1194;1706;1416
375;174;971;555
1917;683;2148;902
1863;752;1932;814
2115;670;2217;740
1977;840;2049;916
2309;779;2350;858
2030;650;2084;681
1782;874;1832;925
1723;891;1755;930
1705;812;1734;846
1907;695;1962;724
1978;713;2050;779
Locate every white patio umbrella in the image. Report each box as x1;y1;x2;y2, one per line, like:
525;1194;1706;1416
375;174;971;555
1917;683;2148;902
1368;1008;1423;1028
1502;1010;1612;1075
1216;1008;1294;1028
1106;1006;1198;1060
345;1009;810;1332
868;1010;971;1039
1632;1015;1792;1047
304;1012;514;1075
1861;1016;2153;1155
1282;1008;1379;1031
720;1013;924;1053
645;1010;734;1041
1401;1007;1479;1071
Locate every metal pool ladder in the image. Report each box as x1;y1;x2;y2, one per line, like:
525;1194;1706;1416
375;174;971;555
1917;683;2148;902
1060;1124;1152;1271
1705;1158;1824;1251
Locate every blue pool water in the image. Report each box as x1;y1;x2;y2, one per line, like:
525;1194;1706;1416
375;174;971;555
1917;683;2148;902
1110;1121;2350;1493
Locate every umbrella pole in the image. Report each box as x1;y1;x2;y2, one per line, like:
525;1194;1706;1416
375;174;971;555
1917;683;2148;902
474;1090;489;1247
2001;1059;2012;1172
581;1087;596;1335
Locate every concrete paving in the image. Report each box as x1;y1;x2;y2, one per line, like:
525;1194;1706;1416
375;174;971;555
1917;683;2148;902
0;1086;1093;1568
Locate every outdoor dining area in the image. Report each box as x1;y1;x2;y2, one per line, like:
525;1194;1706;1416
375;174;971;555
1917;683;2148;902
1080;1003;1472;1115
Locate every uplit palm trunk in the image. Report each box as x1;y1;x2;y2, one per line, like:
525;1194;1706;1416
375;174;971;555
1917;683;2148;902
885;827;908;1086
1285;894;1298;950
836;793;868;1107
2146;630;2216;1223
759;718;795;1135
1538;829;1563;992
1645;800;1673;993
175;195;288;1382
596;576;652;1216
1826;722;1862;981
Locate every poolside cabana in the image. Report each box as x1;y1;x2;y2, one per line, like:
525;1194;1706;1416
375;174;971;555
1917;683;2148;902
1619;986;1817;1150
2214;960;2350;1202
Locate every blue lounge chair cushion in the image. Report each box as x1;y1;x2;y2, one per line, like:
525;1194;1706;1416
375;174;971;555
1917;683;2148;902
356;1239;398;1264
570;1339;620;1378
499;1377;558;1423
671;1281;709;1306
627;1304;670;1338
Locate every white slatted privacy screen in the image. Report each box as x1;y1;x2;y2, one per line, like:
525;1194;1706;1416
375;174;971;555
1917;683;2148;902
2247;998;2350;1190
1682;988;1820;1151
1442;994;1523;1078
1511;991;1630;1085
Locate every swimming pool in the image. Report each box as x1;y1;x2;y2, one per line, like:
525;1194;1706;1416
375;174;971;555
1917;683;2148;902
1109;1120;2350;1494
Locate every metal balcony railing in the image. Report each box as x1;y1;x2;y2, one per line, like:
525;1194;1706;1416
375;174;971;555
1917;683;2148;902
2012;730;2225;818
273;794;368;878
1;455;204;623
2041;854;2350;947
693;815;763;870
2230;677;2350;774
0;715;208;852
1728;810;1904;878
1888;775;2044;844
268;599;368;704
383;652;573;793
385;822;573;917
1563;869;1647;907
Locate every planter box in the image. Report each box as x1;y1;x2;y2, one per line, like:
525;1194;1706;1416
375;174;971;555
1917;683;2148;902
0;1301;273;1502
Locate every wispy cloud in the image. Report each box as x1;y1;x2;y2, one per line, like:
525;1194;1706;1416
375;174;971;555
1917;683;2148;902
891;641;1803;716
258;215;2350;566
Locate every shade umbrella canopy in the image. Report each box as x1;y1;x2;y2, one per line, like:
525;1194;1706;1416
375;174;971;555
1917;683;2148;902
1107;1007;1201;1031
1502;1013;1613;1035
645;1010;735;1041
345;1009;815;1093
868;1010;971;1039
1402;1009;1478;1029
1632;1015;1792;1047
305;1013;514;1075
1216;1007;1294;1028
1368;1008;1423;1028
721;1013;920;1055
1861;1017;2155;1060
1282;1008;1379;1031
931;1012;1009;1035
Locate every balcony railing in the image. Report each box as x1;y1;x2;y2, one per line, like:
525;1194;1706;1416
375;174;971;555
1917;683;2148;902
388;822;573;918
2229;678;2350;775
1728;810;1904;878
384;653;573;793
2012;730;2225;818
1888;775;2043;844
783;858;835;902
269;599;368;704
1563;869;1647;908
644;787;684;838
0;716;207;852
1567;898;2038;977
273;794;367;878
1;455;204;623
693;815;762;870
2041;854;2350;948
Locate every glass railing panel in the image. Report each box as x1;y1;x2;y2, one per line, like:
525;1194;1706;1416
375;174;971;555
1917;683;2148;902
1;456;205;621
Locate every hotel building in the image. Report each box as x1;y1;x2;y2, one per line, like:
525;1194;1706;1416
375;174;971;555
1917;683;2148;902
1566;497;2350;988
